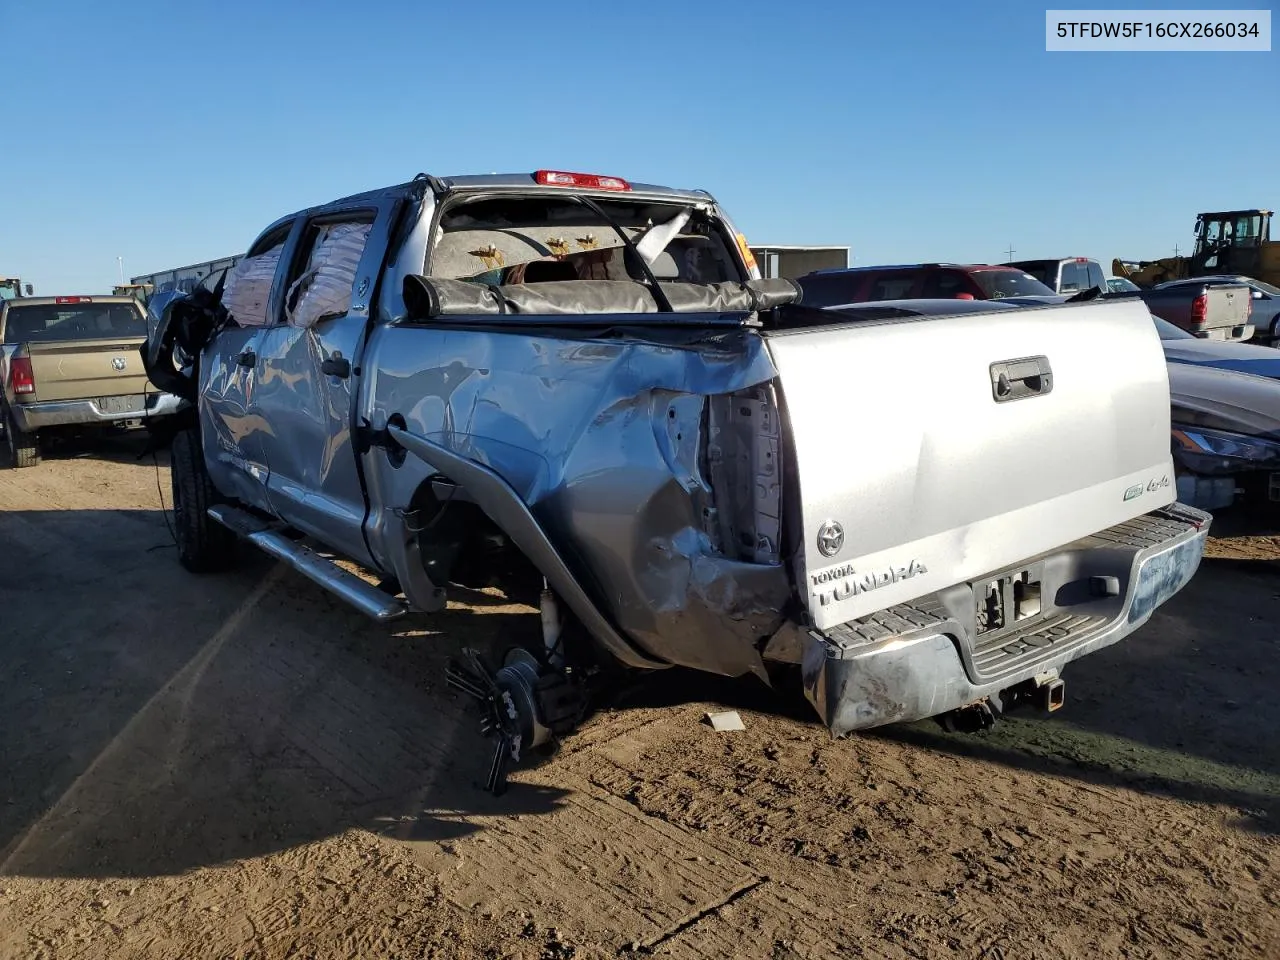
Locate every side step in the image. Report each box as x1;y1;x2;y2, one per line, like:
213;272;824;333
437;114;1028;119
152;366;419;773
207;504;408;623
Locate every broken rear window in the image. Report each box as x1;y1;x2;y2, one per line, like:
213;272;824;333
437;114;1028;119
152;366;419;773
428;196;742;287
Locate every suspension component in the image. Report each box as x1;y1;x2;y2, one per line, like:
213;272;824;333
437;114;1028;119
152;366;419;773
446;646;585;795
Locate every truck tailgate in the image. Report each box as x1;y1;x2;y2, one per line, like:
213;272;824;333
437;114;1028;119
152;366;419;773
764;299;1176;629
1200;285;1252;332
21;338;152;402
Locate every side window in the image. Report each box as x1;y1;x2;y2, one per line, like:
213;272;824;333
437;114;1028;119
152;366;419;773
284;218;374;329
222;223;292;328
1059;262;1085;293
1086;262;1106;291
869;272;918;300
921;270;967;298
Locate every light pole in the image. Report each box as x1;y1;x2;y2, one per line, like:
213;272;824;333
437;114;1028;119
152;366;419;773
117;256;125;285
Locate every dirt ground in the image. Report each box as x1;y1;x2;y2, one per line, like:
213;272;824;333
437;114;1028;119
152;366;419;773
1;435;1277;960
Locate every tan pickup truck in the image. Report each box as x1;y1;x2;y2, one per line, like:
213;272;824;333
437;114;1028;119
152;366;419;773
0;295;182;467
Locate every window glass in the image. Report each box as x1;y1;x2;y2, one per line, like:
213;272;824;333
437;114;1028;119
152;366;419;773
285;221;373;329
971;270;1056;299
868;273;917;300
3;302;146;344
1058;262;1086;292
921;270;968;298
222;243;285;327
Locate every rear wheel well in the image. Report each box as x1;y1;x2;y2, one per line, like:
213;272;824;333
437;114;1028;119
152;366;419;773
406;477;542;605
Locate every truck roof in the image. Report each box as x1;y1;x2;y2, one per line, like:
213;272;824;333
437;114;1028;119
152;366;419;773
250;171;724;262
323;171;715;210
3;295;139;307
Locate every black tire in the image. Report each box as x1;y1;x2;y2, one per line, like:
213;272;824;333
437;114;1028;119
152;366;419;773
3;408;39;468
170;427;237;572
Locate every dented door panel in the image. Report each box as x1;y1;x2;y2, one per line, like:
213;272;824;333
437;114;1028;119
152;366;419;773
198;327;273;512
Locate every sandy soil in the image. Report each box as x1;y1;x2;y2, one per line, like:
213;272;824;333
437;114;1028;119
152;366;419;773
0;434;1276;959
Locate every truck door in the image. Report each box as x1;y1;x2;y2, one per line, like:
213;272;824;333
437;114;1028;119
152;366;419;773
199;223;296;514
251;202;395;566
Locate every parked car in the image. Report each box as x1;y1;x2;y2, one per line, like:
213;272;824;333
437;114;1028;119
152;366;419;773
1003;257;1108;295
0;295;183;467
1165;362;1280;511
795;263;1057;306
1107;276;1142;294
1119;280;1255;341
144;170;1208;791
1154;275;1280;344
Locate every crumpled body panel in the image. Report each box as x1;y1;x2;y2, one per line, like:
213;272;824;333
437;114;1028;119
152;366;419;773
363;322;792;677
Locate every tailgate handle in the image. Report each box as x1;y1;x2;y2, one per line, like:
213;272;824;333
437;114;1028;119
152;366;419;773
237;350;256;369
990;356;1052;403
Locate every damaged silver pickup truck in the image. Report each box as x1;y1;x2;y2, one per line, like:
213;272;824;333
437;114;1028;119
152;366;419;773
144;169;1211;791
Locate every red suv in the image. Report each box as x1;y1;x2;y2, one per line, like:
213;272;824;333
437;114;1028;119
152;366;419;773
796;263;1058;307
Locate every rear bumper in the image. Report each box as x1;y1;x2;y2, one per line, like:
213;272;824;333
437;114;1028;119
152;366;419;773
802;504;1211;735
10;393;184;430
1195;323;1254;341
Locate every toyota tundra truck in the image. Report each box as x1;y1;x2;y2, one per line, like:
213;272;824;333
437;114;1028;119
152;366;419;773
144;170;1210;792
1;295;183;467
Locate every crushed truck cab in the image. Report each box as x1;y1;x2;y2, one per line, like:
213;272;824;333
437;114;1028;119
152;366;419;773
144;170;1209;789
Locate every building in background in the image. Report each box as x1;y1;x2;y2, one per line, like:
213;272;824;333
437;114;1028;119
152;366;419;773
750;245;849;280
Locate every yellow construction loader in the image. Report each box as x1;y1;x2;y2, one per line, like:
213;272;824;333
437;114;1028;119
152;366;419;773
1114;209;1279;288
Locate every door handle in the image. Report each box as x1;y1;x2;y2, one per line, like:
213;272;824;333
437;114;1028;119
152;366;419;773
990;356;1052;402
321;352;351;378
237;350;256;369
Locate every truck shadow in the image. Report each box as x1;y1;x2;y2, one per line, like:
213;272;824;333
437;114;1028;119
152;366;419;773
608;550;1280;836
18;429;167;469
0;507;567;880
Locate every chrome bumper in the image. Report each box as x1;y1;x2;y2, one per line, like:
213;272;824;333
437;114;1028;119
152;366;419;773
10;393;185;431
802;505;1211;735
1196;323;1255;342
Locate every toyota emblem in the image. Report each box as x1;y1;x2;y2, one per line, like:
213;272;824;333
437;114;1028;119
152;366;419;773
111;356;127;371
817;520;844;557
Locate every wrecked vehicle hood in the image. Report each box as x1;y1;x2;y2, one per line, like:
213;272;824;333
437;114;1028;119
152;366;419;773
1167;360;1280;437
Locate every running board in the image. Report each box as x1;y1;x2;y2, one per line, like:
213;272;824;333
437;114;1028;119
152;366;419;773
207;504;408;623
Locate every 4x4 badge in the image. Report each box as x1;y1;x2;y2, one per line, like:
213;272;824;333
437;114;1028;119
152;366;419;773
817;520;844;557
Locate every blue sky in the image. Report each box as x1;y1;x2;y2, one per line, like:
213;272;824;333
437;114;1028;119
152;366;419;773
2;0;1275;291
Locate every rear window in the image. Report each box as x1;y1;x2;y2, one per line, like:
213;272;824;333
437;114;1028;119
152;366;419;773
2;302;146;344
971;270;1055;299
1012;261;1055;285
867;273;918;300
430;196;741;286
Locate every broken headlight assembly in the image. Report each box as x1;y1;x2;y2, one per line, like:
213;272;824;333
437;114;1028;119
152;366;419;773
1172;426;1280;475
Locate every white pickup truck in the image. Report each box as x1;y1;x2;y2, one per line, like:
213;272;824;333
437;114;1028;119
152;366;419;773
144;170;1210;790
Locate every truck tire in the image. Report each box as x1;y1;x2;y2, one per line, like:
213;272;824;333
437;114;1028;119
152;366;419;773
3;408;39;468
170;427;237;572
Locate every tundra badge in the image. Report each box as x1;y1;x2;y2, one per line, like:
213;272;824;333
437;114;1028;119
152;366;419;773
811;559;929;605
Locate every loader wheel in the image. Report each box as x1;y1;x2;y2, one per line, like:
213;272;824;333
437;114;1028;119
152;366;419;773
170;427;237;572
3;408;39;468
